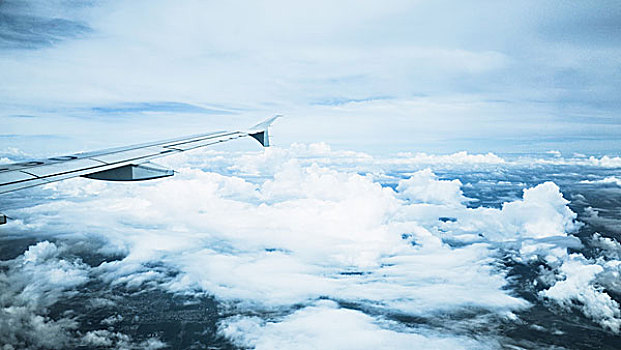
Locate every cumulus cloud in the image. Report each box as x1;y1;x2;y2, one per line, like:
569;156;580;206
0;238;172;349
397;168;468;205
161;146;621;183
0;241;89;348
220;300;497;350
394;151;506;166
587;156;621;168
2;144;620;346
591;233;621;260
500;182;579;240
40;157;530;316
540;255;621;333
2;0;620;346
581;176;621;186
81;329;166;350
9;241;89;308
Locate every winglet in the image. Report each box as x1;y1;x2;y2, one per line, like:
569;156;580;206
248;115;281;147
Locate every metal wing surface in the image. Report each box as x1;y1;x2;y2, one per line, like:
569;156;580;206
0;116;280;195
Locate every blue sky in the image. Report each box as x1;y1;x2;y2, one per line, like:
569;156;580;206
1;0;620;155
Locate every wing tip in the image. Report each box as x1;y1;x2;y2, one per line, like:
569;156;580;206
248;114;282;147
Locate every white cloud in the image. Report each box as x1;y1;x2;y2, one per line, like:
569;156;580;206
0;241;89;348
500;182;579;239
591;233;621;260
0;240;170;349
581;176;621;186
164;147;621;184
394;151;506;166
397;168;467;205
13;242;89;308
2;144;620;346
1;1;620;155
540;255;621;333
220;300;497;350
588;156;621;168
81;329;166;349
0;307;78;349
2;0;620;345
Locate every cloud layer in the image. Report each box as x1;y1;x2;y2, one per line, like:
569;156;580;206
2;145;620;348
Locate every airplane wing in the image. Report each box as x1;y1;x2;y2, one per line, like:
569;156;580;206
0;115;280;224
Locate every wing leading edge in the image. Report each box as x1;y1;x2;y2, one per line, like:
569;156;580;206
0;116;280;224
